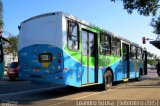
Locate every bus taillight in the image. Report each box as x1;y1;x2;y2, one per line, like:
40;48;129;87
58;59;61;63
58;53;61;57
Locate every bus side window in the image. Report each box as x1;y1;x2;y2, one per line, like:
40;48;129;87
130;45;137;60
122;46;127;60
137;48;142;60
100;33;111;56
67;21;79;51
111;37;121;57
142;50;144;60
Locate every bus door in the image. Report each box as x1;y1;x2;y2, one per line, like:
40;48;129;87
122;43;130;78
81;29;98;85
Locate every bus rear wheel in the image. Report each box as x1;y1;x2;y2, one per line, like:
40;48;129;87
103;70;113;90
135;69;142;81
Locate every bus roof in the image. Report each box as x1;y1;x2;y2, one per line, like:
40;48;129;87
20;11;146;50
21;12;60;24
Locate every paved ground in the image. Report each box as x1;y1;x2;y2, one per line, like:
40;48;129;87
0;69;159;106
0;72;64;94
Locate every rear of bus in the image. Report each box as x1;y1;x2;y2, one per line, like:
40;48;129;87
18;12;64;85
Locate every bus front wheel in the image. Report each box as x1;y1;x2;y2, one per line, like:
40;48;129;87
103;70;113;90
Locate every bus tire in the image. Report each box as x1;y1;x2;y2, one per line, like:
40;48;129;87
135;69;142;81
103;70;113;90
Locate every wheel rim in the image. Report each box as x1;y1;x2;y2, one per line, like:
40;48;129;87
105;71;112;89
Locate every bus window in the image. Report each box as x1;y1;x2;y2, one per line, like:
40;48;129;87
111;37;121;57
130;45;137;60
67;21;79;51
88;33;95;56
137;48;142;60
82;31;88;56
122;44;129;60
100;33;111;55
142;50;145;60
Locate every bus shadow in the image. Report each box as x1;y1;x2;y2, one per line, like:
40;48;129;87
11;80;143;105
7;85;104;105
3;78;158;105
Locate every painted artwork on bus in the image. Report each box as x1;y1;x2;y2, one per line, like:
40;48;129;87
18;12;147;90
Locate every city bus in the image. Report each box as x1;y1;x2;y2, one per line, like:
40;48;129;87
18;12;147;90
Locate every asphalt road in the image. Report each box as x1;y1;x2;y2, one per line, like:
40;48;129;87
0;70;159;106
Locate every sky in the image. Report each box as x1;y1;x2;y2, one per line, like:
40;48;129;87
2;0;160;56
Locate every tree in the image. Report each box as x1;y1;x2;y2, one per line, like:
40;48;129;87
151;17;160;35
4;36;18;61
147;52;154;59
9;36;18;60
0;0;3;29
147;52;158;65
111;0;160;35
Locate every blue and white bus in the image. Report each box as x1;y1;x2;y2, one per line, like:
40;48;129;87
18;12;147;90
